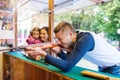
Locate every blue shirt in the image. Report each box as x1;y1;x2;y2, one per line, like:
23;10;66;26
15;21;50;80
45;32;95;72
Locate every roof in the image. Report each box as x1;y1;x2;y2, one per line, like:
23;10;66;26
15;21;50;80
18;0;111;14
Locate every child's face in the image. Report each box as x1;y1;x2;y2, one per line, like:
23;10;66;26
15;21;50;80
40;29;48;42
32;31;39;39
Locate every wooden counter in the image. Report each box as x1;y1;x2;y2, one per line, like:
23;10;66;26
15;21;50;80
0;47;10;80
0;52;3;80
2;51;120;80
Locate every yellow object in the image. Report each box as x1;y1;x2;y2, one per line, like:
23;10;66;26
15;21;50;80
81;70;120;80
35;55;41;60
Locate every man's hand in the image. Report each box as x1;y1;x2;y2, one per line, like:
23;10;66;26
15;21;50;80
24;47;47;58
51;46;61;53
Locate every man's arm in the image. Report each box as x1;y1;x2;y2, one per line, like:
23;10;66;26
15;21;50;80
57;51;68;60
45;32;95;72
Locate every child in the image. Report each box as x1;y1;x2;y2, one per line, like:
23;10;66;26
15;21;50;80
26;27;42;45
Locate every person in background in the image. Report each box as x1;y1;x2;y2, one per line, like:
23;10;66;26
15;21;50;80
25;21;120;76
39;27;56;56
39;27;49;43
26;27;42;45
40;26;59;43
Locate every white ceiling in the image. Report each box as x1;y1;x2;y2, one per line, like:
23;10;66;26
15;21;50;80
18;0;111;14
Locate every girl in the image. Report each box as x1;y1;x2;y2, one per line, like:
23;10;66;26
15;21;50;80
26;27;42;45
40;27;60;57
39;27;49;43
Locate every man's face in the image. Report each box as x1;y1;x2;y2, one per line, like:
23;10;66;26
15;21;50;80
55;30;72;48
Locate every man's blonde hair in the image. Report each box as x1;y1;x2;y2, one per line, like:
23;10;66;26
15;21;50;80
54;21;76;33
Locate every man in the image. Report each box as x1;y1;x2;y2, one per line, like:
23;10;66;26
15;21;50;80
25;21;120;76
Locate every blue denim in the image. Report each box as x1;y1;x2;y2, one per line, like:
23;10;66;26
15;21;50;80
98;65;120;76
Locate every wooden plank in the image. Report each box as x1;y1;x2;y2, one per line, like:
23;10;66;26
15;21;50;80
0;52;3;80
13;9;17;47
48;0;54;42
12;57;25;80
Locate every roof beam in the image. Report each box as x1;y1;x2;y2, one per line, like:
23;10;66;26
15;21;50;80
32;0;48;5
90;0;102;4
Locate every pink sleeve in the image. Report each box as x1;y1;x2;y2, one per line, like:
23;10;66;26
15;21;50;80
26;36;35;44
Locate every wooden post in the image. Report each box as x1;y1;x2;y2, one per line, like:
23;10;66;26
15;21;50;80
48;0;54;42
13;9;17;47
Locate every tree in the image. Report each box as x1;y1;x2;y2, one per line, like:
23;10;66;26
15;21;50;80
55;0;120;48
71;11;83;29
101;0;120;48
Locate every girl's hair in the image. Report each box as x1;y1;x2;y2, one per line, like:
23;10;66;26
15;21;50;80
30;27;40;35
